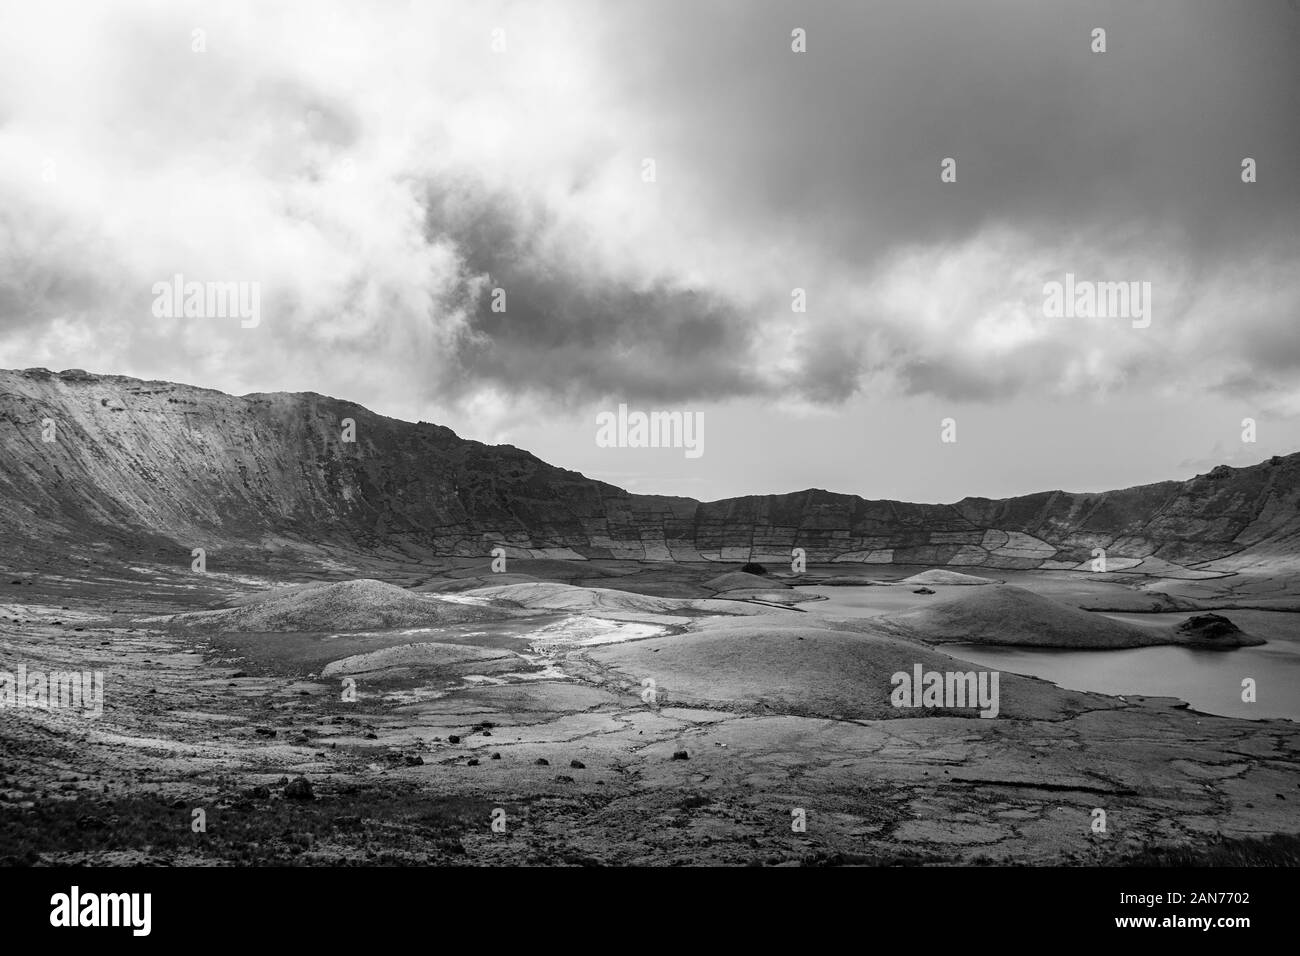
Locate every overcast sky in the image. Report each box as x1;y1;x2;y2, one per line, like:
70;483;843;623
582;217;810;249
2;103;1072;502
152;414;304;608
2;0;1298;503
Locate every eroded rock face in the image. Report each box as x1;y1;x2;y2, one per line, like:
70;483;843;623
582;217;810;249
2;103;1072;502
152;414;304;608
3;368;1299;570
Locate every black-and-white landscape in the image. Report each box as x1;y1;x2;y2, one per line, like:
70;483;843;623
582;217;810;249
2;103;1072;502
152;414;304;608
1;1;1298;876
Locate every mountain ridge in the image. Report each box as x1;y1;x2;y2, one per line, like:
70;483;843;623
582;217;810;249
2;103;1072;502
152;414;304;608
2;367;1298;575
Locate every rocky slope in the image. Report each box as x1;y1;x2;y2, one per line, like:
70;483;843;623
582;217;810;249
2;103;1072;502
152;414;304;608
2;367;1298;573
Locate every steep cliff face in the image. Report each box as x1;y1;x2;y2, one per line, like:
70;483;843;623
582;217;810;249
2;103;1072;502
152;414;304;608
2;367;1298;571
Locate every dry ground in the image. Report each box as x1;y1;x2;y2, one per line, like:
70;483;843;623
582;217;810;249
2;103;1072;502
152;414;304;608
1;559;1297;866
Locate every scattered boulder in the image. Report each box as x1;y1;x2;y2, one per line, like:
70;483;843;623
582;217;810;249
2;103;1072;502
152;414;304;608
672;750;689;761
535;758;549;766
570;759;585;769
1173;613;1262;647
913;587;935;595
1177;613;1242;641
283;777;314;801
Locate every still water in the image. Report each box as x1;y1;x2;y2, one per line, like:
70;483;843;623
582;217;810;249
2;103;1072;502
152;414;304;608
798;586;1300;720
945;641;1300;721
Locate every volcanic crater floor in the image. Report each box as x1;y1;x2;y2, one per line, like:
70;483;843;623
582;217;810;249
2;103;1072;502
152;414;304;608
1;560;1297;866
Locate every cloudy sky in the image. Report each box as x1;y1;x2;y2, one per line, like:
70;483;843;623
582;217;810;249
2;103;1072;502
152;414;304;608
2;0;1298;503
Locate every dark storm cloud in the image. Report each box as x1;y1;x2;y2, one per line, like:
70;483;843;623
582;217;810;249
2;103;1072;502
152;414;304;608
421;182;765;404
596;0;1300;265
